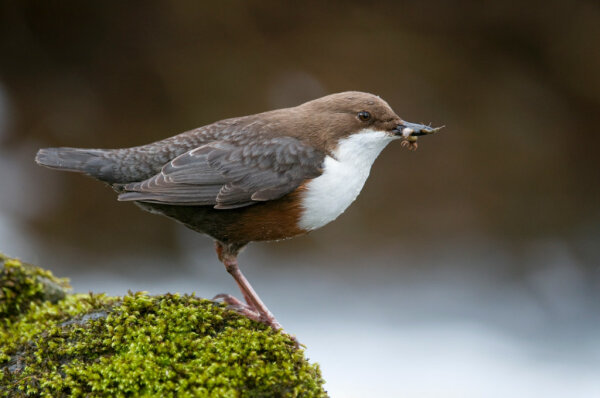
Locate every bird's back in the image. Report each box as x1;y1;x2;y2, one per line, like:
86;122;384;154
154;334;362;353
35;118;246;184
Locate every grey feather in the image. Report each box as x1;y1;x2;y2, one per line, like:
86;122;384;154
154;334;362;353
118;137;324;209
35;148;120;182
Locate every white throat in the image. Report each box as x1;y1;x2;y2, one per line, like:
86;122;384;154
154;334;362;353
298;128;395;231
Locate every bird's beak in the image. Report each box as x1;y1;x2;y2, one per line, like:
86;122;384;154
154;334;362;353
393;121;444;138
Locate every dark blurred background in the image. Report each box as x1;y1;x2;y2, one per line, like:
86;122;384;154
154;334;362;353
1;1;599;396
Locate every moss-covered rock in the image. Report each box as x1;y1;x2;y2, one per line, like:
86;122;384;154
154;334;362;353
0;254;327;397
0;254;70;319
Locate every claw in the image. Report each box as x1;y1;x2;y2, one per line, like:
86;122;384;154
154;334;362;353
213;293;261;321
212;292;299;348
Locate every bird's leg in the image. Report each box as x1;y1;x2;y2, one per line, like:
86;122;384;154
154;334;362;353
214;242;255;306
213;242;283;331
224;258;283;331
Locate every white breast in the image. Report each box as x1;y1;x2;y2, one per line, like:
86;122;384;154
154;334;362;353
298;129;394;231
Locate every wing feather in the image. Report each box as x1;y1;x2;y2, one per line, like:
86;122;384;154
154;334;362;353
118;137;323;208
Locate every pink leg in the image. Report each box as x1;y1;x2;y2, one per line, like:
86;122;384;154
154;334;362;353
213;242;283;331
214;242;254;305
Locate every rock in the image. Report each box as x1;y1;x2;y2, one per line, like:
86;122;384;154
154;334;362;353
0;254;327;397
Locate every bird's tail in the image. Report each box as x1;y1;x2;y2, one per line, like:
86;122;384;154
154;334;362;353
35;147;117;182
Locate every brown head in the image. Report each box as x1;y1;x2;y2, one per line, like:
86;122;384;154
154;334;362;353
262;91;441;153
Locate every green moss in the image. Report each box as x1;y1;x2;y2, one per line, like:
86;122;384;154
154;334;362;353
0;255;327;397
0;254;70;319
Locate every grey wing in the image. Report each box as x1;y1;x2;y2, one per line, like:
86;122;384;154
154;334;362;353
117;137;324;209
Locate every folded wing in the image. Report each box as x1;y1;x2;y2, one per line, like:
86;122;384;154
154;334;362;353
118;137;324;209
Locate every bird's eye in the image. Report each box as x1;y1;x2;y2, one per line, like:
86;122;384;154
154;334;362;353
357;111;371;122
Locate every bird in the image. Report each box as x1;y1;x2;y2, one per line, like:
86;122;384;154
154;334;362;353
35;91;442;334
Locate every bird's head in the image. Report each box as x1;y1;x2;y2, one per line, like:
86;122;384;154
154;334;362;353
295;91;443;152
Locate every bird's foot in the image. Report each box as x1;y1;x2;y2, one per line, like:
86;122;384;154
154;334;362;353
213;293;261;322
212;293;300;347
213;293;283;329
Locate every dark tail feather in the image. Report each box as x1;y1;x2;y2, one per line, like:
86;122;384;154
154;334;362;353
35;147;117;182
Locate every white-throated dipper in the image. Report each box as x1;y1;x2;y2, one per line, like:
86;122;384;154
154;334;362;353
35;91;442;334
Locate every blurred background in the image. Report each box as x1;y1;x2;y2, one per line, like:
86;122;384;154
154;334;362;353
1;1;599;396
